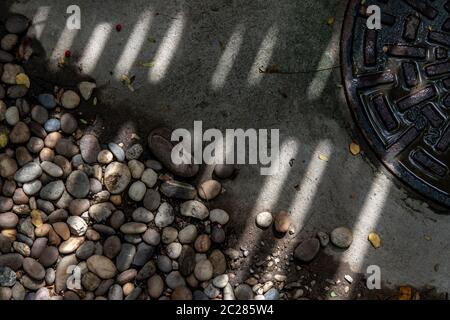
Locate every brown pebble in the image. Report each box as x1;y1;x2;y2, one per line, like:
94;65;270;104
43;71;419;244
274;210;291;233
194;234;211;253
197;180;222;201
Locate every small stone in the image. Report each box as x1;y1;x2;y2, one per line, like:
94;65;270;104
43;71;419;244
120;222;147;234
294;238;320;262
180;200;209;220
172;286;193;300
14;162;42;183
66;170;90;198
133;243;154;266
162;227;178;244
38;94;56;109
76;241;95;260
126;144;143;160
128;160;145;179
0;156;17;178
59;236;84;254
31;105;49;124
256;211;273;228
198;180;221;200
165;271;186;289
9;121;30;144
89;203;113;222
141;168;157;188
160;180;197;200
209;249;226;276
87;255;117;279
213;274;229;288
0;266;16;286
40;180;65;201
154;202;174;228
157;255;172;273
178;225;197;244
61;90;80;109
142;228;160;246
264;288;280;300
116;243;136;272
194;234;211;253
214;164;235;179
0;212;18;228
78;81;96;100
67;216;88;236
44;119;60;132
5;14;29;34
80;134;101;164
147;275;164;298
104;162;131;194
97;150;113;164
330;227;353;249
317;231;330;247
167;242;182;260
55;138;79;158
1;34;18;51
274;211;291;233
132;207;154;223
211;226;225;244
128;181;146;202
210;209;229;225
103;236;121;259
194;259;213;281
108;143;125;161
5;106;19;125
13;241;30;256
235;284;253;300
60;113;78;134
143;189;160;211
23;257;45;280
69;199;90;216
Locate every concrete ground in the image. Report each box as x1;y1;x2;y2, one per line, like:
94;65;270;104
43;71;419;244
2;0;450;297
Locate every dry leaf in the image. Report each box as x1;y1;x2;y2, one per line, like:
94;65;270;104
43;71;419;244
141;61;154;68
368;232;381;248
349;142;360;155
327;17;335;26
319;154;329;162
399;286;412;300
16;73;30;88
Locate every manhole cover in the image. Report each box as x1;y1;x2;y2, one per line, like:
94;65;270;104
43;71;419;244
341;0;450;207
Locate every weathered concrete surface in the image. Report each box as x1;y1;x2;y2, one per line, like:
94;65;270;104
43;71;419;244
2;0;450;295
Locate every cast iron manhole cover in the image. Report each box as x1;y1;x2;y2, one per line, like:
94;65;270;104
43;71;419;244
342;0;450;207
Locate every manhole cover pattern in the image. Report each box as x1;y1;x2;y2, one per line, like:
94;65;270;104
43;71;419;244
342;0;450;207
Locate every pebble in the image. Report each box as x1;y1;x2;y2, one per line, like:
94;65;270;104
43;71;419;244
294;238;320;262
78;81;96;100
40;180;65;201
155;202;174;228
14;162;42;183
210;209;229;225
10;121;30;144
38;246;59;267
40;161;63;177
104;162;131;194
5;106;19;125
108;284;123;300
160;180;197;200
108;143;125;161
180;200;209;220
256;211;273;228
128;181;146;201
66;170;90;198
2;64;23;84
80;134;101;164
172;286;193;300
0;212;18;228
97;149;113;164
76;241;95;260
116;243;136;272
317;231;330;247
141;168;157;187
1;34;18;51
211;226;225;244
330;227;353;249
23;257;45;280
132;207;154;223
120;222;147;234
89;203;113;222
157;255;172;273
60;113;77;134
59;236;84;254
67;216;88;236
194;259;213;281
38;94;56;109
142;228;160;246
147;275;164;298
143;189;161;211
0;266;16;287
87;255;117;279
167;242;182;259
274;211;291;233
165;271;186;289
264;288;280;300
128;160;145;179
194;234;211;253
198;180;221;200
204;283;220;298
0;155;18;178
235;284;253;300
103;236;121;259
31;105;49;124
44;119;60;132
209;249;227;276
213;274;229;288
178;225;197;244
214;164;235;179
133;243;154;266
125;144;143;160
5;14;29;34
61;90;80;109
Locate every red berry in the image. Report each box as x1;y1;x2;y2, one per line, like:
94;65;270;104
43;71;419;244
115;24;123;32
64;50;71;58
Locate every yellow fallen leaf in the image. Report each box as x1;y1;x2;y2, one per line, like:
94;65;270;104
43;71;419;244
399;286;412;300
319;154;329;162
16;73;30;88
349;142;360;155
31;209;43;227
368;232;381;248
327;17;335;26
141;61;154;68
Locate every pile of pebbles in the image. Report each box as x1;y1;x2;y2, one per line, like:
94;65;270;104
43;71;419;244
0;14;244;301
